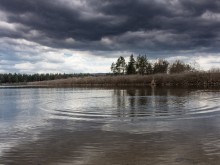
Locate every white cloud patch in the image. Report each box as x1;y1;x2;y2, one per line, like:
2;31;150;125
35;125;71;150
201;10;220;21
14;62;35;71
64;38;76;44
0;38;120;73
165;53;220;71
196;54;220;70
0;21;26;32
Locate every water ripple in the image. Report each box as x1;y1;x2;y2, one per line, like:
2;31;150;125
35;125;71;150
39;90;220;121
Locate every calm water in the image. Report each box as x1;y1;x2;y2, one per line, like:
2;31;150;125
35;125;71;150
1;87;220;164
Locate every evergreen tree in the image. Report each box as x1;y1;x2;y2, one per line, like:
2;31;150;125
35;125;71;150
126;54;136;74
136;55;152;75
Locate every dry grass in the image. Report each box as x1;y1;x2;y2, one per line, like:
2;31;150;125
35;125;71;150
28;72;220;88
28;75;153;87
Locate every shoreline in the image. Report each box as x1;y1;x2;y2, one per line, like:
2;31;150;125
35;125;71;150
23;72;220;89
0;84;49;89
1;72;220;89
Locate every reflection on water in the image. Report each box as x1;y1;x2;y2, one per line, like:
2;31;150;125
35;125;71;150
1;88;220;164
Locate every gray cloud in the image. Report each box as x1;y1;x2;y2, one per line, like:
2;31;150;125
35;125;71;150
0;0;220;55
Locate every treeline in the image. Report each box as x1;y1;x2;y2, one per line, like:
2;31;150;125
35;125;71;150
111;55;195;75
0;73;90;84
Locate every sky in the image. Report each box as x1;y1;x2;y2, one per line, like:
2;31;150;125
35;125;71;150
0;0;220;73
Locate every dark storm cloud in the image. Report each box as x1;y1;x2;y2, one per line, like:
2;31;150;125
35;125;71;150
1;0;220;55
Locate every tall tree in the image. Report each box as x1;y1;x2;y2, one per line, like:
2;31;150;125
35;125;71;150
126;54;136;74
136;55;152;75
153;59;169;74
115;56;126;74
110;62;117;74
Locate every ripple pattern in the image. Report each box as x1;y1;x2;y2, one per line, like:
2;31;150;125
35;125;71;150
39;89;220;121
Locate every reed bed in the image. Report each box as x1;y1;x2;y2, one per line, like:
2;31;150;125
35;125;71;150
28;71;220;88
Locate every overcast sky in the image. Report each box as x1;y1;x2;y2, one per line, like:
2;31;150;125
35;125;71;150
0;0;220;73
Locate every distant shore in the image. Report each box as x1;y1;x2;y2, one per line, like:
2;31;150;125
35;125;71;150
0;84;48;88
23;72;220;88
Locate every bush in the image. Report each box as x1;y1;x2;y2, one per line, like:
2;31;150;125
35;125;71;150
169;60;193;74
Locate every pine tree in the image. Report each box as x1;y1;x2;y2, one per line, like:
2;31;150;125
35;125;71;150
126;54;136;74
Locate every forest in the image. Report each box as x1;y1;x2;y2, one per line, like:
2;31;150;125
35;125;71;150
0;73;90;84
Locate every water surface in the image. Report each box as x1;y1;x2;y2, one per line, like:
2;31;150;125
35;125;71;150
1;88;220;164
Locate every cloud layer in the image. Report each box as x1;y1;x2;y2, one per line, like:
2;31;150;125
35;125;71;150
0;0;220;72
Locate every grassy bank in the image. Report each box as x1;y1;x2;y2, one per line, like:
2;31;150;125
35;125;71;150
28;71;220;88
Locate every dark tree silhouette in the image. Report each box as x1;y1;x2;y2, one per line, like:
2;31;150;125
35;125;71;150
169;60;193;74
136;55;152;75
153;59;169;74
110;56;127;74
126;54;136;74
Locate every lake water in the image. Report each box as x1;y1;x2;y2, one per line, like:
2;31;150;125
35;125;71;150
0;87;220;164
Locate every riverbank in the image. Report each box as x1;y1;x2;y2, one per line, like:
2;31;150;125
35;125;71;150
27;72;220;88
0;85;48;88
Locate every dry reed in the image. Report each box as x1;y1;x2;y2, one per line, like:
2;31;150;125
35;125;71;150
28;71;220;88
